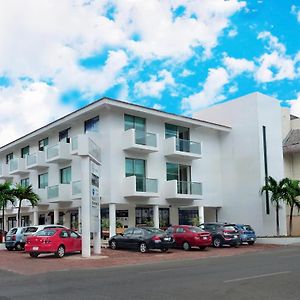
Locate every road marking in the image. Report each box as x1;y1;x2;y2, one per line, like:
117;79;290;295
224;271;291;283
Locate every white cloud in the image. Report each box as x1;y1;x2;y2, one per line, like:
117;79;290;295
181;67;229;113
288;93;300;117
0;81;74;146
134;70;175;98
223;56;255;76
228;84;238;94
291;5;300;22
256;31;295;82
228;28;238;38
180;69;194;77
153;103;165;110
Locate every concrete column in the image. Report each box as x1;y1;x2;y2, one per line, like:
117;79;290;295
170;205;179;225
81;157;91;257
109;203;116;238
153;205;159;228
33;210;38;226
54;208;59;225
198;206;205;224
128;205;136;227
78;206;82;234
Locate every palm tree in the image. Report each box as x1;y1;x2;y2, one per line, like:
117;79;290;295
0;181;15;242
261;176;286;236
13;184;40;227
282;178;300;236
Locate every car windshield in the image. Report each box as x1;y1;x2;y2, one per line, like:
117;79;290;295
8;228;17;235
35;230;56;236
143;228;165;234
24;227;38;233
243;225;253;231
189;226;204;233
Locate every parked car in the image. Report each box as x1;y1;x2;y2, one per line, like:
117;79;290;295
109;227;175;253
233;224;256;245
199;223;240;248
5;227;27;251
166;225;212;251
25;228;81;258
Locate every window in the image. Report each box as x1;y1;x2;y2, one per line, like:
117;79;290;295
135;207;153;225
165;123;190;140
60;230;69;238
125;158;145;178
84;116;99;133
70;231;80;238
59;128;70;142
60;166;71;184
133;228;144;236
6;153;13;164
124;114;146;132
166;163;179;181
21;146;29;158
20;178;29;187
175;227;186;233
38;173;48;189
123;228;134;236
39;138;48;151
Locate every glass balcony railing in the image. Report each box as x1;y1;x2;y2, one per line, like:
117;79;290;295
176;181;202;195
88;139;101;162
175;139;201;154
71;136;78;151
72;180;81;195
9;159;19;172
134;130;157;147
135;177;158;193
47;144;59;159
27;153;37;166
47;185;59;199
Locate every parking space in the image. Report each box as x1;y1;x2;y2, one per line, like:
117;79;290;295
0;243;280;276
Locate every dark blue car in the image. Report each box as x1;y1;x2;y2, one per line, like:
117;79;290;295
235;224;256;245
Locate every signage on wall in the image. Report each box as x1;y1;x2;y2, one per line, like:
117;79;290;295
90;160;100;232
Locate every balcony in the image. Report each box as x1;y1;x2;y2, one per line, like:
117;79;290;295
123;129;158;154
124;176;159;199
165;180;202;200
26;152;48;170
47;184;72;204
72;180;81;199
46;141;72;164
33;188;49;206
9;158;29;175
164;137;202;160
71;135;101;163
0;163;13;180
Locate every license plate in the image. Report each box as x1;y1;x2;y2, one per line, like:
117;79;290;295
203;237;208;240
6;237;10;241
234;235;238;238
164;237;171;241
251;238;254;240
32;247;39;251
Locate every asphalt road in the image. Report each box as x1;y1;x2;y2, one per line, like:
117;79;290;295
1;245;300;300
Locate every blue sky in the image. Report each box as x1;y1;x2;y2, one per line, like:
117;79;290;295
0;0;300;145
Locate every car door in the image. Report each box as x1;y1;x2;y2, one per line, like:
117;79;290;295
69;231;81;252
59;230;71;252
131;228;145;248
174;227;186;246
118;228;134;248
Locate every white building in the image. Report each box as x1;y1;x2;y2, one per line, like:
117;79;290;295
0;92;287;237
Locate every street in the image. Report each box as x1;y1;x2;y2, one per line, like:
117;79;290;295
0;245;300;299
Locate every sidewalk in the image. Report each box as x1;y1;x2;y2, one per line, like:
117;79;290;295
0;243;5;250
256;237;300;245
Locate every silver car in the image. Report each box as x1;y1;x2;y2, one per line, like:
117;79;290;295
5;227;27;251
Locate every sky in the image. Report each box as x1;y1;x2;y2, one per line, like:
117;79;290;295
1;0;300;146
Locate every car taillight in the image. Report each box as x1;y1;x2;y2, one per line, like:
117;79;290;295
12;235;16;241
152;236;161;242
42;239;51;244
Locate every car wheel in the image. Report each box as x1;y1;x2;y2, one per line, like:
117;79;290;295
199;246;206;251
234;242;240;248
248;241;255;245
55;245;65;258
139;242;148;253
15;243;22;251
213;237;222;248
161;248;168;253
6;247;13;251
182;241;191;251
110;240;117;250
29;252;39;258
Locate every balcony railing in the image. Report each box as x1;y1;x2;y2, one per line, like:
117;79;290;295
72;180;81;195
0;163;13;179
124;175;159;198
47;185;59;199
26;152;48;170
135;130;157;147
88;139;101;162
135;177;158;193
46;141;72;163
176;139;201;155
8;158;28;175
176;181;202;195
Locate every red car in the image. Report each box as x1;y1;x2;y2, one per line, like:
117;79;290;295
25;228;82;258
166;225;212;251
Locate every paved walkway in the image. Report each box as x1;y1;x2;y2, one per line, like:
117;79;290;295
0;243;281;276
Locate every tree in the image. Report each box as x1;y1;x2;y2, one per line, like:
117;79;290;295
13;184;40;227
282;178;300;236
261;176;287;236
0;181;15;242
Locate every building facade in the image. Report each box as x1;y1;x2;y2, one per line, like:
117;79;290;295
0;92;287;237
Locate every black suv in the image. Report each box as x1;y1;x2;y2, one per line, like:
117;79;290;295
199;223;240;248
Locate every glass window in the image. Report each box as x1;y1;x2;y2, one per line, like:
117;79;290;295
20;178;29;187
21;146;29;158
70;231;80;238
175;227;185;233
39;138;48;151
60;230;69;238
59;128;70;142
125;158;145;178
133;228;144;236
38;173;48;189
60;167;71;184
123;228;134;236
6;153;13;164
124;114;145;132
166;163;178;181
36;230;56;236
165;123;178;138
84;116;99;133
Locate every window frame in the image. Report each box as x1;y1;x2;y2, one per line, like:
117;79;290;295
84;116;99;133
